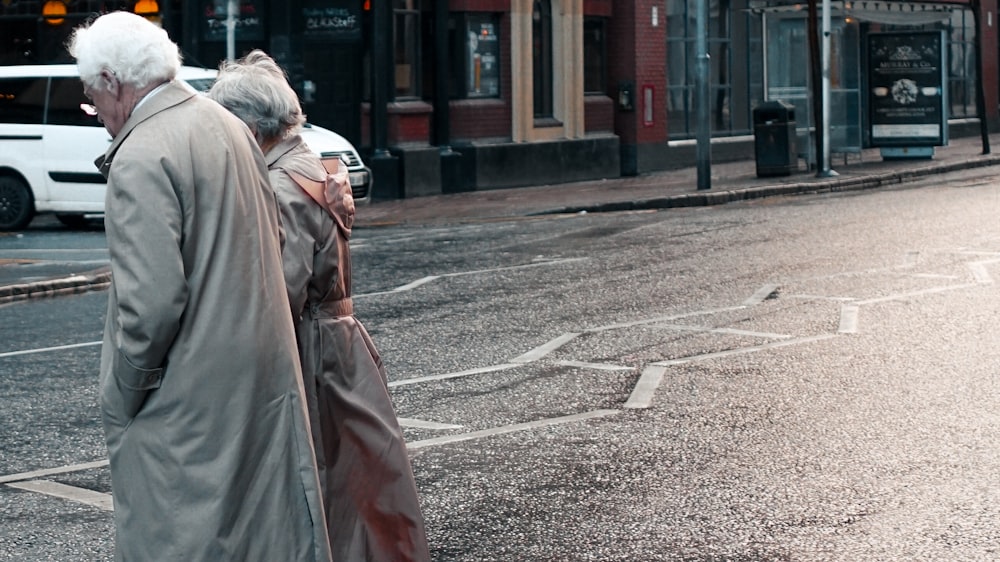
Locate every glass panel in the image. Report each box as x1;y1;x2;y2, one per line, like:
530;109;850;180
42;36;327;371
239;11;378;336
0;78;46;125
532;0;553;118
48;78;103;127
393;0;421;98
467;14;500;98
584;17;606;94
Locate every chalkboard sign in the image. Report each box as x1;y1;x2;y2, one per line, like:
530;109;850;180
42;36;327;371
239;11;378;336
202;1;264;42
302;0;362;43
867;31;946;147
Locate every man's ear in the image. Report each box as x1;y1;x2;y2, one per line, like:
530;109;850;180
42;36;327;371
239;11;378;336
100;69;119;97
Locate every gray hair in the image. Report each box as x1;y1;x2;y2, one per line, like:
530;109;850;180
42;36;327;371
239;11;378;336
207;50;305;145
68;11;181;93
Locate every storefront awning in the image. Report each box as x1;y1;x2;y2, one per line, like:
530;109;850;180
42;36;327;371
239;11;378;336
748;1;960;25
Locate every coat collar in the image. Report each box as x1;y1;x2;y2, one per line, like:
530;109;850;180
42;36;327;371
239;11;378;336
265;134;327;181
94;80;200;179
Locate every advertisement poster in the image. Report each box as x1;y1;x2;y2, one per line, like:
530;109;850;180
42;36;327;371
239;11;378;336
467;17;499;97
302;0;362;43
202;1;264;42
867;31;946;146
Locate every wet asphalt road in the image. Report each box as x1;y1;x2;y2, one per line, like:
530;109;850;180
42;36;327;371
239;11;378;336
5;169;1000;560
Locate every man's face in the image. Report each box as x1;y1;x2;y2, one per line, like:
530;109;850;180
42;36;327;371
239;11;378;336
83;72;128;137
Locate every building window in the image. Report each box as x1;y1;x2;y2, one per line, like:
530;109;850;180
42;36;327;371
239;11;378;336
583;16;606;95
449;13;501;99
532;0;553;118
394;0;422;99
666;0;734;139
945;10;977;119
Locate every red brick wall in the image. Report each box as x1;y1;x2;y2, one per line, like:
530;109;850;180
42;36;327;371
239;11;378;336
608;1;666;146
584;95;614;133
387;101;433;144
451;99;511;140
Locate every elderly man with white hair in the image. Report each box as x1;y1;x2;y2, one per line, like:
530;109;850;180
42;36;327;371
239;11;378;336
69;12;332;562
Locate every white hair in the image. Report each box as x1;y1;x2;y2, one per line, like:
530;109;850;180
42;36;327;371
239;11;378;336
208;50;305;145
68;11;181;92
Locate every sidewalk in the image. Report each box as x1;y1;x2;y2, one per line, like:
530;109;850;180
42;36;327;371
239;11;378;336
354;133;1000;228
4;133;1000;304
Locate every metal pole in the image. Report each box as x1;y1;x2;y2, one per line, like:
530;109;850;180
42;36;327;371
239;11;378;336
818;0;838;176
695;0;711;190
807;0;821;172
972;0;991;154
433;0;451;150
226;0;236;62
371;0;390;157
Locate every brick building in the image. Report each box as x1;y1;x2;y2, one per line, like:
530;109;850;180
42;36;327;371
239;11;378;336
1;0;997;199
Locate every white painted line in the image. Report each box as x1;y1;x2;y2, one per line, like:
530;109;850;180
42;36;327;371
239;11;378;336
397;418;463;430
356;258;588;298
387;363;521;387
6;480;113;511
0;341;101;359
556;360;634;371
407;409;619;450
624;365;666;409
838;305;859;334
393;275;440;292
0;459;109;484
587;306;747;332
855;283;980;305
908;273;959;280
786;294;857;302
652;324;792;340
653;334;838;366
744;284;779;306
968;260;997;284
512;333;580;363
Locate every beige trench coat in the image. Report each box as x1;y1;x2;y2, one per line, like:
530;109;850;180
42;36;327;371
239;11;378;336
266;135;431;561
97;82;331;562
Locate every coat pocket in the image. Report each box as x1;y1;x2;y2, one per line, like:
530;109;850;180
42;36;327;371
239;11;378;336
106;349;163;420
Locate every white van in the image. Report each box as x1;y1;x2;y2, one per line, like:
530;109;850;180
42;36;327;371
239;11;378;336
0;64;371;230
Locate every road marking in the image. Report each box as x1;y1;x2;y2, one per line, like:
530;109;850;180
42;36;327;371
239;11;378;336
0;459;109;484
839;304;859;334
6;480;112;511
855;282;980;305
0;341;101;359
587;306;747;332
651;323;792;340
652;334;838;367
556;360;633;371
968;259;1000;283
397;418;463;430
512;332;579;363
388;363;521;387
407;409;619;450
744;283;779;306
357;258;588;298
624;365;666;409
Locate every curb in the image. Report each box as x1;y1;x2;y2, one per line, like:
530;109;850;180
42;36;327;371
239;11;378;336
0;267;112;305
535;154;1000;216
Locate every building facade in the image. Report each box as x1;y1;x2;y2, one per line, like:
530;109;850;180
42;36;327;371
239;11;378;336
2;0;997;199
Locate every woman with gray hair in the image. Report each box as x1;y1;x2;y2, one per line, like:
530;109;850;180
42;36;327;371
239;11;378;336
69;13;332;562
210;50;431;562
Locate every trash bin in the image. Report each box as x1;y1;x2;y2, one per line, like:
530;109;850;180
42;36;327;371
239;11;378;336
753;100;798;177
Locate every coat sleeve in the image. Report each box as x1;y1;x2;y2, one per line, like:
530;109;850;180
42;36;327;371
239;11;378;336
104;152;188;417
271;170;316;321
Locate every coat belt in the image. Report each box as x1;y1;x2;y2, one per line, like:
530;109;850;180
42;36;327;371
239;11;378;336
310;297;353;318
